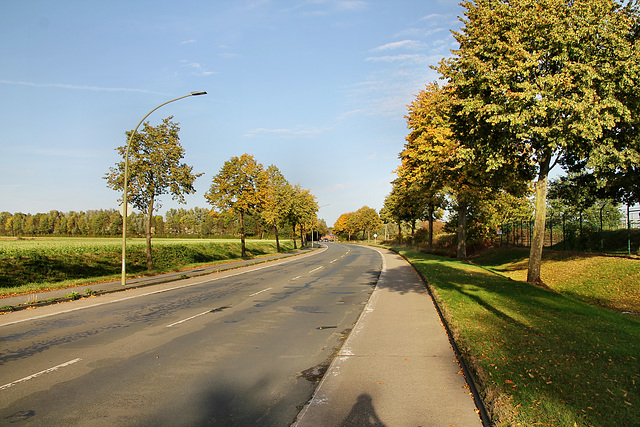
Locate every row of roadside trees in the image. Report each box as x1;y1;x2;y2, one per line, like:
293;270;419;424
383;0;640;284
89;115;321;268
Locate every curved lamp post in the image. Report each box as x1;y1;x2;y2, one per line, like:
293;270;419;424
121;91;207;286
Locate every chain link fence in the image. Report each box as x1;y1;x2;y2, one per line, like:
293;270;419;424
498;207;640;256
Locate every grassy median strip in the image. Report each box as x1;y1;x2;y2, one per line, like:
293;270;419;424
391;247;640;427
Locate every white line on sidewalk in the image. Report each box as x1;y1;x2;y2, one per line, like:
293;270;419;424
0;358;82;391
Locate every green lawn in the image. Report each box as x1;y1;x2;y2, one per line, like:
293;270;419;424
391;246;640;427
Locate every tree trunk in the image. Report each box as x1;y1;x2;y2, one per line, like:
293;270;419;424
457;201;467;260
292;223;298;249
145;196;154;270
239;211;246;257
274;223;280;252
300;225;305;247
527;157;551;284
428;204;434;251
411;220;416;245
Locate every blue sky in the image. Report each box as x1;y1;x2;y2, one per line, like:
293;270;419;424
0;0;464;226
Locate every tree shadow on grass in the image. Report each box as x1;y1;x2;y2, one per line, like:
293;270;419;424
399;250;640;426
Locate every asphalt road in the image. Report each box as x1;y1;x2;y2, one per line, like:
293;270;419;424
0;243;382;426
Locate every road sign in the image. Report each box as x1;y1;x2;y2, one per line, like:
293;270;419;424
119;202;133;217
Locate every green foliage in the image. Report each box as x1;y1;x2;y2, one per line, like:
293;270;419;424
105;117;203;209
205;153;268;256
353;206;382;241
205;154;267;217
438;0;640;282
65;292;80;300
285;184;319;247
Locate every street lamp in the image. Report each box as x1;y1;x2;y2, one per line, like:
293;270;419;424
121;91;207;286
311;203;330;248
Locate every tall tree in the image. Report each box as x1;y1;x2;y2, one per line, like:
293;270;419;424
105;117;202;269
285;185;318;248
400;82;501;258
440;0;640;282
261;165;293;252
205;154;267;257
333;212;355;241
351;206;382;242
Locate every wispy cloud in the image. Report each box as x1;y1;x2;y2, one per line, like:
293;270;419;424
0;80;162;94
180;39;197;44
335;0;367;11
345;67;440;118
371;40;425;52
243;125;325;138
179;60;216;76
365;54;431;64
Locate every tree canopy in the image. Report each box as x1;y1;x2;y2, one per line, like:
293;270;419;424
439;0;640;282
205;153;267;257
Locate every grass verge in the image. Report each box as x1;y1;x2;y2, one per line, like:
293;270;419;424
0;238;295;297
390;246;640;427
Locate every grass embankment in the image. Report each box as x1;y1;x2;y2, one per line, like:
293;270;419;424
0;237;295;297
391;246;640;427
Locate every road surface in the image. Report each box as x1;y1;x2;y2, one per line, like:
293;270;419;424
0;243;382;425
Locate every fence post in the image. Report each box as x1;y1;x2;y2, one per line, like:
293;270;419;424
600;202;605;253
563;213;566;252
628;204;632;256
530;218;533;248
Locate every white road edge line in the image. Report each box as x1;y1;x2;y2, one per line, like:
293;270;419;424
0;358;82;391
249;287;272;297
166;310;212;328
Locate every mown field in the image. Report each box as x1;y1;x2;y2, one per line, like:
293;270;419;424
0;237;295;297
391;246;639;426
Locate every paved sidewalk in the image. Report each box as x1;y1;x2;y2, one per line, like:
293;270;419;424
293;247;483;427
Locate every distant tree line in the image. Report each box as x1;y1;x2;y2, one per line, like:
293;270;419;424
332;206;382;242
0;207;314;240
